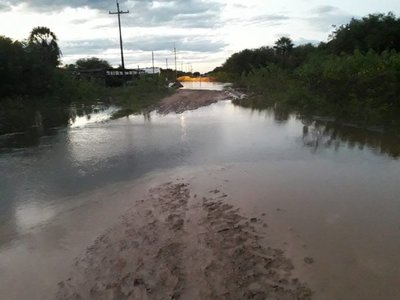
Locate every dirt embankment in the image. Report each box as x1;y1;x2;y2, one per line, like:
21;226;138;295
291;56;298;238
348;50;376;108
156;89;229;114
57;181;312;300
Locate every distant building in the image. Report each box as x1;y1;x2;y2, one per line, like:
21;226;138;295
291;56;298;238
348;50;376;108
78;67;161;86
142;67;161;75
105;69;136;76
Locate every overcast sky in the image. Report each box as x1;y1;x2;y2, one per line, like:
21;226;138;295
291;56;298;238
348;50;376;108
0;0;399;72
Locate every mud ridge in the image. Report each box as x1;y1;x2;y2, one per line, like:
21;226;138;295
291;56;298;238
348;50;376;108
57;182;312;299
156;90;229;114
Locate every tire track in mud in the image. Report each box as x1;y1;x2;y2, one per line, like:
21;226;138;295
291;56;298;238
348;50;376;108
57;181;312;299
200;195;311;299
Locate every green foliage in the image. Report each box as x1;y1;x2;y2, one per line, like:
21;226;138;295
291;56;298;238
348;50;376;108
28;26;61;67
327;13;400;54
108;79;172;119
0;27;173;135
0;27;105;102
220;47;277;75
0;36;25;97
295;50;400;124
274;37;294;56
216;12;400;128
234;50;400;126
236;64;326;112
76;57;111;70
0;27;63;97
209;70;236;82
217;37;316;79
48;68;105;103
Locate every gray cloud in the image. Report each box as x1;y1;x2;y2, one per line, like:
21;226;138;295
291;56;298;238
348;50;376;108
0;0;11;11
226;14;290;26
11;0;112;11
9;0;223;28
61;39;226;70
70;18;91;25
125;35;227;52
307;5;354;31
232;4;248;9
312;5;339;14
61;35;227;56
60;39;114;55
247;14;290;25
123;0;223;28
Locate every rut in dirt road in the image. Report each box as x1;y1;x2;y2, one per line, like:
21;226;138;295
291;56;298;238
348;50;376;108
57;181;312;299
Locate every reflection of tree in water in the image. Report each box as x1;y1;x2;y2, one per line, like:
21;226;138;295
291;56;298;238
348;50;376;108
233;98;290;124
301;119;400;159
69;103;105;124
272;104;290;124
0;103;108;149
233;98;400;159
143;111;151;122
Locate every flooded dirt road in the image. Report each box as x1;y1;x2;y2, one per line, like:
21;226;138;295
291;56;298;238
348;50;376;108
1;83;400;299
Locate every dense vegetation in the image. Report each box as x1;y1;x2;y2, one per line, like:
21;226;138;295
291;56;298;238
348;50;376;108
0;27;171;135
0;27;106;103
211;13;400;129
75;57;111;70
1;27;59;97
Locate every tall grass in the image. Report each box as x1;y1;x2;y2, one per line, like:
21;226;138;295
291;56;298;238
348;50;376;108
107;79;172;119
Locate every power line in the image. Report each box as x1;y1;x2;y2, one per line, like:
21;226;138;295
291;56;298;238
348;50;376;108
109;0;129;81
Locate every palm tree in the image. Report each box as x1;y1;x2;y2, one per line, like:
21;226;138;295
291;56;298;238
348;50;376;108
274;37;294;56
28;26;61;67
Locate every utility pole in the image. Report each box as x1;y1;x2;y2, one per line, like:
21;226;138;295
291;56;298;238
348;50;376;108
152;51;155;76
109;0;129;81
174;44;177;80
165;58;169;80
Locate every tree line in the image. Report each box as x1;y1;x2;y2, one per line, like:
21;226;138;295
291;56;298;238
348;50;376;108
211;13;400;128
0;27;173;135
0;27;62;98
0;27;117;103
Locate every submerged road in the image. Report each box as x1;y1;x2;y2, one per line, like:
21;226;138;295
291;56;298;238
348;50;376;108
1;82;400;299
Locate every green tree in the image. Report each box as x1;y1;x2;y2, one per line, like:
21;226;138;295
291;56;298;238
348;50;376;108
327;13;400;54
28;26;61;67
24;27;61;94
0;36;25;97
274;37;294;56
76;57;111;70
221;47;276;75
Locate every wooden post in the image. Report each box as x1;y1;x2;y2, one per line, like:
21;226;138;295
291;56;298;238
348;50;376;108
109;1;129;83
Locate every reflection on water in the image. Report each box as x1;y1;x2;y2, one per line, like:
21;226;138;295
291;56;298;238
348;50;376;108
69;104;118;128
1;98;399;241
232;99;292;124
0;103;115;150
301;119;400;158
233;99;400;159
181;81;231;91
15;201;55;234
1;83;400;299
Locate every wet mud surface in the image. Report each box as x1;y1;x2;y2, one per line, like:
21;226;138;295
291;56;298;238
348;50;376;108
156;89;229;114
57;181;312;299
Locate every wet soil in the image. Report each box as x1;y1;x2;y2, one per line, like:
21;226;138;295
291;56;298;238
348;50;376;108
57;181;312;299
156;89;229;114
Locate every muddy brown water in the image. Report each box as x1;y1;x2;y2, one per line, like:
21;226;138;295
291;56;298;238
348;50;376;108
1;82;400;299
